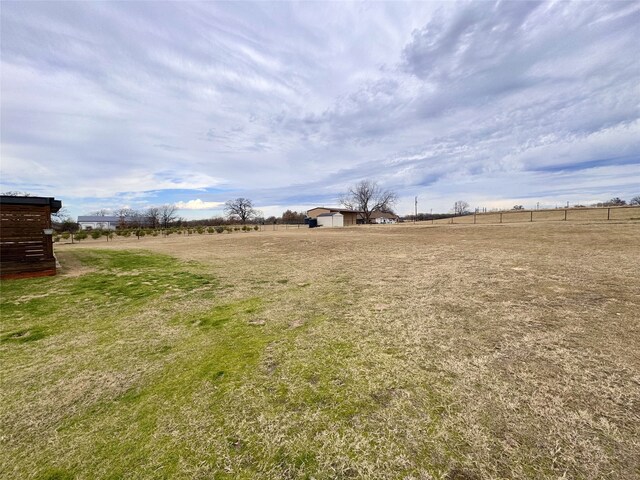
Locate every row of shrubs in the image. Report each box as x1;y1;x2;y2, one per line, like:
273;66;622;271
54;225;260;242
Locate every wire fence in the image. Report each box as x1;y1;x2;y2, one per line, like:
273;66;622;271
428;205;640;225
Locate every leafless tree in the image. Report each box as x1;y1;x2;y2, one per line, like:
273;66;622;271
146;207;161;229
340;180;397;224
630;195;640;206
1;191;32;196
224;198;257;224
453;200;470;215
607;197;626;206
91;209;109;216
160;204;178;228
116;208;137;228
282;210;305;223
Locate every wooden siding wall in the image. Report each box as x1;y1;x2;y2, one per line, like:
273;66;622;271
0;204;56;279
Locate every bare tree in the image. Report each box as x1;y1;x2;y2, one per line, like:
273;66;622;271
630;195;640;206
146;207;161;229
607;197;626;206
91;209;109;216
51;207;70;221
1;191;32;196
224;198;257;224
453;200;470;215
116;208;138;228
340;180;397;224
160;204;178;228
282;210;305;223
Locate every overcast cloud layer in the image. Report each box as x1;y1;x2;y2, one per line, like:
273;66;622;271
2;1;639;218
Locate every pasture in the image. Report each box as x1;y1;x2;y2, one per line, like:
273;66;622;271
1;222;639;479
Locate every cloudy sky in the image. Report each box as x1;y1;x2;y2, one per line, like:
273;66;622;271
2;1;639;219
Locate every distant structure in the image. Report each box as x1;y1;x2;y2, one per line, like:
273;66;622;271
306;207;361;227
0;195;62;279
77;215;119;230
369;211;399;224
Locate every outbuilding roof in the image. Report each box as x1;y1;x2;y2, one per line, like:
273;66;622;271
307;207;362;214
0;195;62;213
317;212;343;217
77;216;120;222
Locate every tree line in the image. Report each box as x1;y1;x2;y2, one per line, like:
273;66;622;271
5;189;639;231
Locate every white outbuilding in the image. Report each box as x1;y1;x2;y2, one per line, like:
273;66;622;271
316;212;344;228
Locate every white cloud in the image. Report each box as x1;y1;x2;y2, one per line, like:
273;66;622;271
175;199;224;210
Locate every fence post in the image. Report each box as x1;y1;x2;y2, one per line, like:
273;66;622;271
500;213;502;223
474;212;477;224
607;208;610;220
530;211;533;222
564;209;567;221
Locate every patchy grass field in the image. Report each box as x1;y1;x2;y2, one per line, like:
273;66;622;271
2;222;639;479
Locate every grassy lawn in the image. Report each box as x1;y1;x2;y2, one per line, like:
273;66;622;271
2;223;639;479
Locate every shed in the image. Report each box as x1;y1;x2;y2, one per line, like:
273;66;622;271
307;207;360;226
316;212;344;228
0;195;62;279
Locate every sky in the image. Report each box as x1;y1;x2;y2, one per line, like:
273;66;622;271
1;1;639;219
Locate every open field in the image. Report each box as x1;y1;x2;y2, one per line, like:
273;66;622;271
2;222;639;479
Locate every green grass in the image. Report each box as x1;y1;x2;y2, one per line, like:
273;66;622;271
2;249;453;479
1;250;276;478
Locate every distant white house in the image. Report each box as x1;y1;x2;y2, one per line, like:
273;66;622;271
369;211;399;224
77;215;120;230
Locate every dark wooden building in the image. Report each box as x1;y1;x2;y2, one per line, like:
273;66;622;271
0;196;62;280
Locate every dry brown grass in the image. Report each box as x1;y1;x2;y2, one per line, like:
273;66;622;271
5;221;639;479
429;205;640;225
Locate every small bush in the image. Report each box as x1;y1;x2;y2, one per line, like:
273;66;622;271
253;225;259;231
177;230;182;235
137;229;146;237
215;226;224;234
61;232;70;240
122;230;131;237
197;228;204;234
91;230;102;239
53;235;61;243
74;231;88;241
152;231;158;237
234;227;240;232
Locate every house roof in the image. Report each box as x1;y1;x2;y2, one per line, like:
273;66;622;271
77;215;120;222
317;212;343;217
369;211;399;219
0;195;62;213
